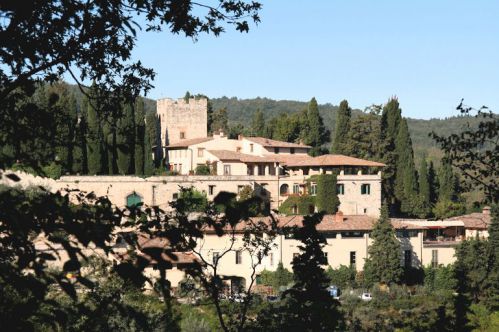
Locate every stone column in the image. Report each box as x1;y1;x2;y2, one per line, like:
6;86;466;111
254;165;259;176
265;165;270;175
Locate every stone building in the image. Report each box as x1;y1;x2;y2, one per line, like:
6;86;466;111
156;97;208;147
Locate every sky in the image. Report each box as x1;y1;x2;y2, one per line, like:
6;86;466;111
131;0;498;119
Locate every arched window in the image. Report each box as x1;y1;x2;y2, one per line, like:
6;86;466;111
279;184;289;196
126;192;142;208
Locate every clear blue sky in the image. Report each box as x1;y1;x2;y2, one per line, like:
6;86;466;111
132;0;498;119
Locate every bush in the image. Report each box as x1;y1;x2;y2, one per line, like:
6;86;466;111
315;174;339;214
326;265;357;289
278;195;315;215
433;200;466;219
178;187;208;212
42;161;63;179
195;164;211;175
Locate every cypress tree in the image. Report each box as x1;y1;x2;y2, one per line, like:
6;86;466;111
418;157;431;215
316;174;339;214
331;99;351;154
72;113;87;174
116;102;135;175
211;107;229;134
102;114;117;175
277;214;340;331
251;109;265;136
85;91;104;175
134;98;145;175
363;205;403;286
47;83;78;173
394;118;418;215
419;158;431;206
143;121;154;176
437;159;458;202
485;205;499;310
346;108;382;160
306;97;328;156
146;112;161;168
428;161;439;205
380;98;402;209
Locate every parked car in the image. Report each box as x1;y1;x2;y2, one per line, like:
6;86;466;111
327;285;340;300
359;292;373;301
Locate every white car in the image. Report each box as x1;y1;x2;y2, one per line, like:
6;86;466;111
359;292;373;301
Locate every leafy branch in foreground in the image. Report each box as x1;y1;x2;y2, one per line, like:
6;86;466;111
431;100;498;203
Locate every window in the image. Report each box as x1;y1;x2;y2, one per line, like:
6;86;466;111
431;250;438;268
404;250;412;268
361;184;371;195
336;183;345;195
235;250;242;264
213;252;220;265
208;185;215;196
180;131;185;139
350;251;356;267
223;165;231;175
280;184;289;196
290;148;295;154
363;208;367;214
293;183;300;194
269;253;274;266
126;192;142;208
274;147;280;154
396;230;419;238
324;232;337;239
341;231;364;238
258;165;265;175
324;252;328;264
310;183;317;196
250;144;254;152
197;148;204;157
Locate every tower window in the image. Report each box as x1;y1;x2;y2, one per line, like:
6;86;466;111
180;131;185;139
361;184;371;195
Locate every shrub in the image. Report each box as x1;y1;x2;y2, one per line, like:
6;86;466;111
195;164;211;175
278;195;315;215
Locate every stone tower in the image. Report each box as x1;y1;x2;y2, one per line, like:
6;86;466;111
156;97;208;146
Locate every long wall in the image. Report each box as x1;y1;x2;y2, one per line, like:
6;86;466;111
55;172;382;217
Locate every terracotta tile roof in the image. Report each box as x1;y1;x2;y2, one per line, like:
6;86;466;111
249;214;423;232
207;150;245;161
166;137;213;148
286;154;386;167
244;137;311;149
446;212;491;230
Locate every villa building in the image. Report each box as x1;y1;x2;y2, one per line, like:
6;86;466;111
0;96;492;293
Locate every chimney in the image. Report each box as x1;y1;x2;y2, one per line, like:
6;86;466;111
238;134;243;140
483;206;491;215
335;211;344;223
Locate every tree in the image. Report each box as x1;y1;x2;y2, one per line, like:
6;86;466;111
326;265;357;289
305;97;329;156
380;98;402;209
48;83;78;174
211;108;229;134
253;214;341;331
145;112;162;169
251;109;265;136
417;157;431;217
1;1;262;105
134;98;146;175
331;99;351;154
432;101;498;203
315;174;339;214
260;262;294;292
363;206;403;286
85;89;104;175
116;102;135;175
346;105;382;160
394;118;418;215
72;112;88;174
428;161;439;205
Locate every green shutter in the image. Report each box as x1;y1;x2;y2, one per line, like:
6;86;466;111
126;192;142;207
